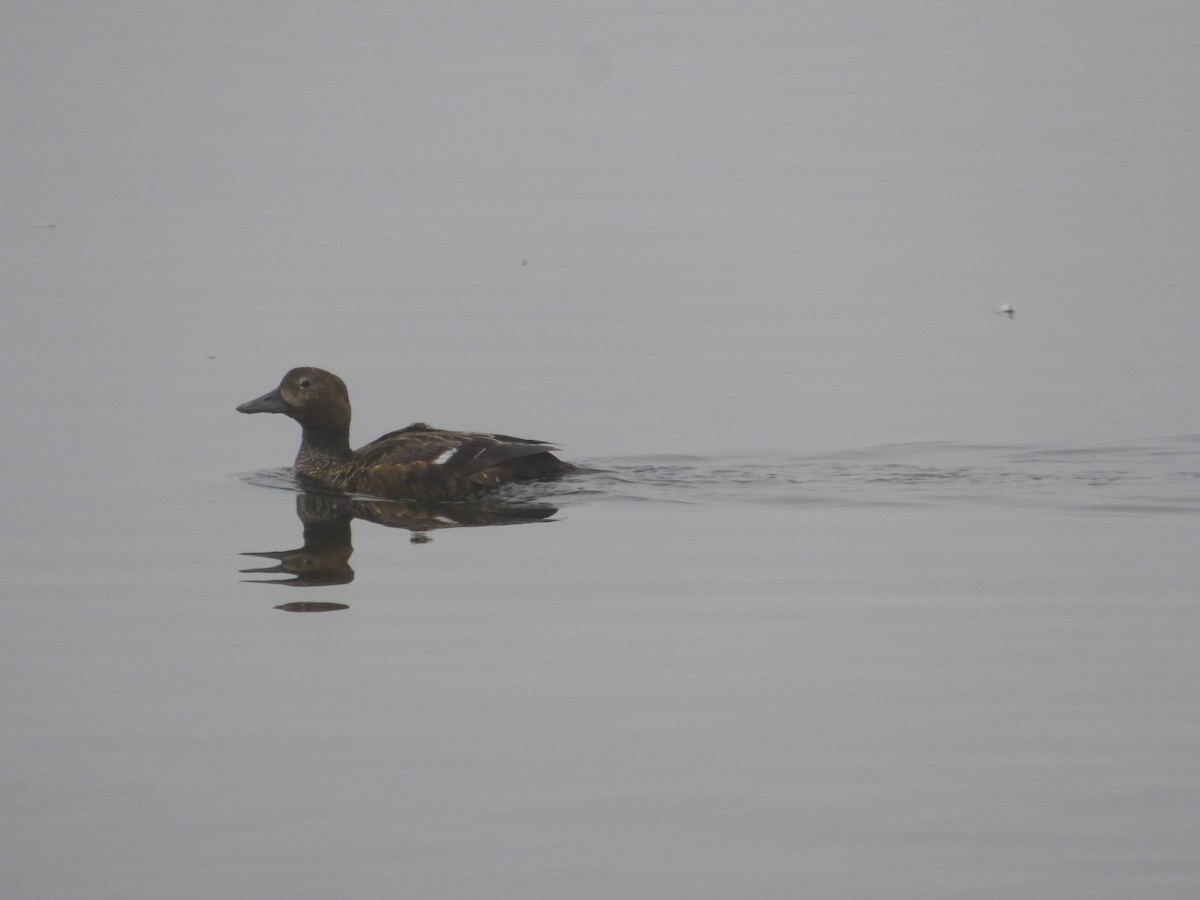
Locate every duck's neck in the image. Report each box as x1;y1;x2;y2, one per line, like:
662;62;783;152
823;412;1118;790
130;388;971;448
295;426;353;476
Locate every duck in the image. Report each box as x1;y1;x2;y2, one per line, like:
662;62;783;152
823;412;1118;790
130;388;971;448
237;367;576;501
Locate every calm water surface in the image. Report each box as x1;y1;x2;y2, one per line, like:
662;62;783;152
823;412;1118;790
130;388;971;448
5;434;1200;899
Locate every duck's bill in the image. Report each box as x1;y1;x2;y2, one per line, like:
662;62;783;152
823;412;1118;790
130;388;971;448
237;388;288;414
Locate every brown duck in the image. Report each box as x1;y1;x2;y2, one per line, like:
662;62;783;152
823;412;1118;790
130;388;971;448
237;367;576;501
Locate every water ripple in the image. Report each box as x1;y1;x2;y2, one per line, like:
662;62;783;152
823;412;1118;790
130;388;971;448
551;436;1200;515
236;437;1200;516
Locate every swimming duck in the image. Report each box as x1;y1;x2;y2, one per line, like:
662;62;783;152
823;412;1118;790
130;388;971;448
237;367;576;501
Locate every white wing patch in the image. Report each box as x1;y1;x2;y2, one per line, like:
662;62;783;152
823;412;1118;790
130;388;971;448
433;448;457;465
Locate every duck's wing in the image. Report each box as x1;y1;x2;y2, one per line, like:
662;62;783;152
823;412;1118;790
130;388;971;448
352;427;570;500
359;427;557;472
370;423;553;447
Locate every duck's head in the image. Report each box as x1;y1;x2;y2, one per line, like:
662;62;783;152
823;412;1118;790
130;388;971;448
237;367;351;430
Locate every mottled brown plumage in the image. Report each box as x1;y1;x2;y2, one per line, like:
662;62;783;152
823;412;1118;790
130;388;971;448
237;367;576;501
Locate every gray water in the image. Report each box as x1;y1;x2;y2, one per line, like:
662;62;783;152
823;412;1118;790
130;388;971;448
5;437;1200;898
5;4;1200;898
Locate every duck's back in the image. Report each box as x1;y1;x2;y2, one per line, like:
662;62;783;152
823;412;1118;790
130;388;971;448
349;424;575;500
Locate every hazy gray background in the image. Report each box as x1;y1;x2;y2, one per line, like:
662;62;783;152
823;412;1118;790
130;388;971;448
5;2;1198;461
5;6;1200;899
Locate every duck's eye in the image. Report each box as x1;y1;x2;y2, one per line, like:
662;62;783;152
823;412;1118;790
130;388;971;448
299;379;312;390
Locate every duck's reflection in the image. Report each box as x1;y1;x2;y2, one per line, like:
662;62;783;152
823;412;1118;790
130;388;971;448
240;492;559;598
